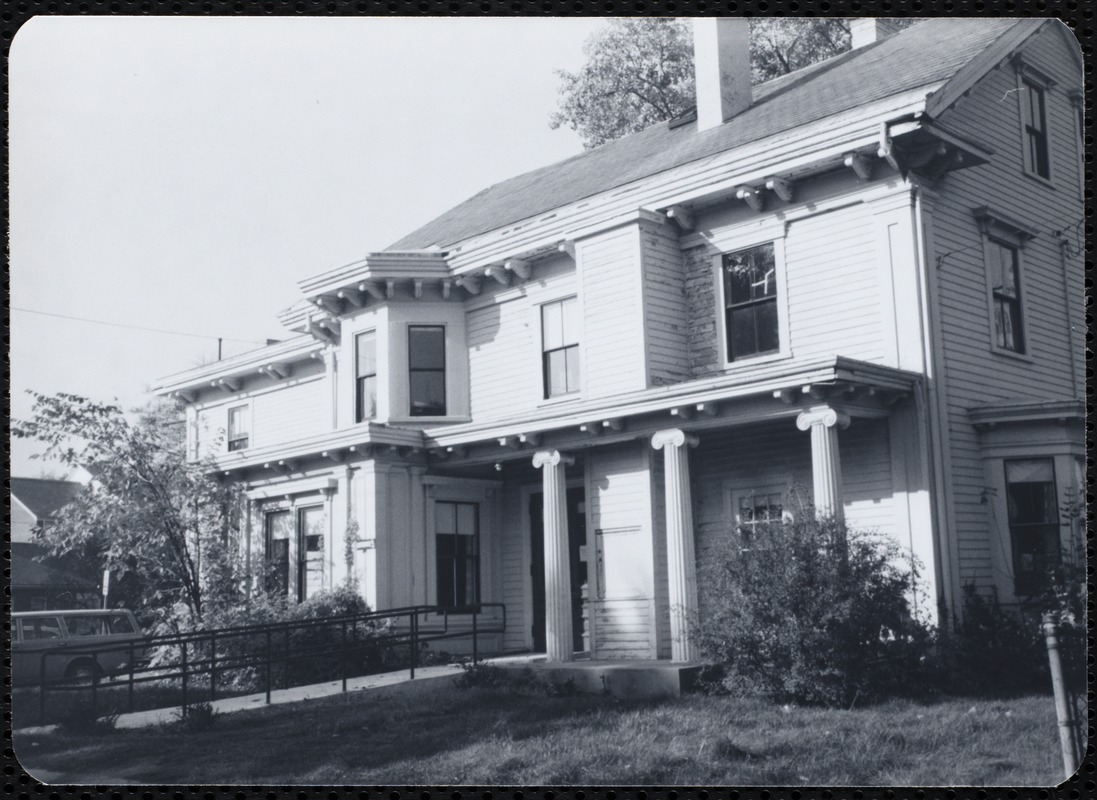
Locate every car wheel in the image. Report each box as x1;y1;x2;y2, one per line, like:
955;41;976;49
66;661;101;686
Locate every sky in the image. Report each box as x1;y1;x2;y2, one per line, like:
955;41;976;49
9;15;605;477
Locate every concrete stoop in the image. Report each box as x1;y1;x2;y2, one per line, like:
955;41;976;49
497;658;704;698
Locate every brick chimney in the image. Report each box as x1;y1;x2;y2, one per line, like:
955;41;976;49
850;18;904;49
692;18;752;132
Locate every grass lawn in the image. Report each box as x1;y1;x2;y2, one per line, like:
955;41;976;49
14;684;1064;786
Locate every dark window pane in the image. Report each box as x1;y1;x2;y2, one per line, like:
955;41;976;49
22;618;63;640
729;307;757;358
1005;458;1059;594
724;255;755;306
410;371;446;416
435;501;480;609
755;300;780;354
409;326;446;370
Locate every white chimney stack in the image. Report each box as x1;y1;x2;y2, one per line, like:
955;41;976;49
692;18;753;132
850;18;904;49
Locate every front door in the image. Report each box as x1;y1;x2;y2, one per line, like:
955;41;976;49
529;487;587;653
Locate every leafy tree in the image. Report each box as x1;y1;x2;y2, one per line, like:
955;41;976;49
551;18;919;149
13;392;244;624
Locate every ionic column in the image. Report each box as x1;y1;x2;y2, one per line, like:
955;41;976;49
652;429;700;663
796;406;851;519
532;450;574;662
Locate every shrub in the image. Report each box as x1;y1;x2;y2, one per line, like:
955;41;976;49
933;587;1049;697
54;698;119;736
695;514;931;707
174;701;219;732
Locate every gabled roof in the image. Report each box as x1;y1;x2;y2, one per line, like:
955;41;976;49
10;478;84;523
388;18;1036;252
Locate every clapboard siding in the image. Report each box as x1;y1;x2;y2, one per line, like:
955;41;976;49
931;25;1083;587
499;484;529;652
252;378;327;449
588;441;656;659
691;418;898;614
784;204;884;363
640;219;689;387
465;253;574;422
579;226;647;399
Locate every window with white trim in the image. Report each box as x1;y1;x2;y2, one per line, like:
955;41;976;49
435;500;480;610
227;404;249;452
408;325;446;416
721;242;780;361
541;296;580;398
355;330;378;422
987;238;1025;353
733;487;787;538
1004;458;1059;596
265;504;326;603
1020;78;1050;179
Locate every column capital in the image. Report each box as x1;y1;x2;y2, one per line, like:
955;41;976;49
652;428;700;451
796;405;851;432
532;450;575;469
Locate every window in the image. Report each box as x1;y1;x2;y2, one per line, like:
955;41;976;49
541;296;580;398
722;243;779;361
1020;79;1050;179
987;239;1025;353
1005;458;1060;596
408;325;446;416
265;505;326;603
227;405;249;451
356;330;378;422
435;501;480;610
734;489;786;538
19;617;63;640
64;616;105;637
265;509;292;598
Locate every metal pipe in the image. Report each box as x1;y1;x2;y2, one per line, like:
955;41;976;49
1042;613;1079;777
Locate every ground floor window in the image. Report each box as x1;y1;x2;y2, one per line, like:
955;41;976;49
732;487;786;539
265;504;326;602
435;500;479;610
1005;458;1059;596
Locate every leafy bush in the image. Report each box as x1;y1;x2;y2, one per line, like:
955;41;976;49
54;698;119;736
933;587;1049;697
174;701;219;732
695;515;931;707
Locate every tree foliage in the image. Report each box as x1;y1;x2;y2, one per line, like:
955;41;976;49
13;392;243;623
552;18;919;149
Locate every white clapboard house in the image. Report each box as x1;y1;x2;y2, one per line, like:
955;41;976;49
152;19;1084;662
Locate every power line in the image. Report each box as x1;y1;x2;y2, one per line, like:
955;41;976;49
11;307;267;345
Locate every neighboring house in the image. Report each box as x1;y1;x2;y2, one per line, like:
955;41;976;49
10;477;99;611
152;19;1084;663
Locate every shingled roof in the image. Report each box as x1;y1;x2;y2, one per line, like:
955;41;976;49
388;18;1029;252
11;477;85;523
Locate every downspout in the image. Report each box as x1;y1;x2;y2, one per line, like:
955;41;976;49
911;182;961;627
1056;237;1080;398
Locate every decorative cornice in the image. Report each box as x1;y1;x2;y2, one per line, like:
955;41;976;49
532;450;575;469
651;429;700;450
796;406;851;431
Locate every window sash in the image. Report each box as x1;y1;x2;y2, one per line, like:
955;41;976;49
543;343;580;398
722;243;780;361
1004;458;1059;595
435;501;480;609
227;406;249;451
1021;80;1050;178
988;240;1024;352
356;332;378;422
408;326;446;416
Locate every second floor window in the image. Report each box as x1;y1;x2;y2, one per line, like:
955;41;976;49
542;296;580;398
1021;79;1050;179
356;330;377;422
227;405;249;451
408;325;446;416
723;242;779;361
988;239;1024;353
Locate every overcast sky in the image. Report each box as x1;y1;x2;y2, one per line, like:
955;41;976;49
9;15;605;477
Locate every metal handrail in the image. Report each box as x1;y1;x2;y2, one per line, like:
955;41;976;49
32;602;505;723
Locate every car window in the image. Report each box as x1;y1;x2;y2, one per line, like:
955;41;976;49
64;616;106;637
106;614;136;634
20;617;64;640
